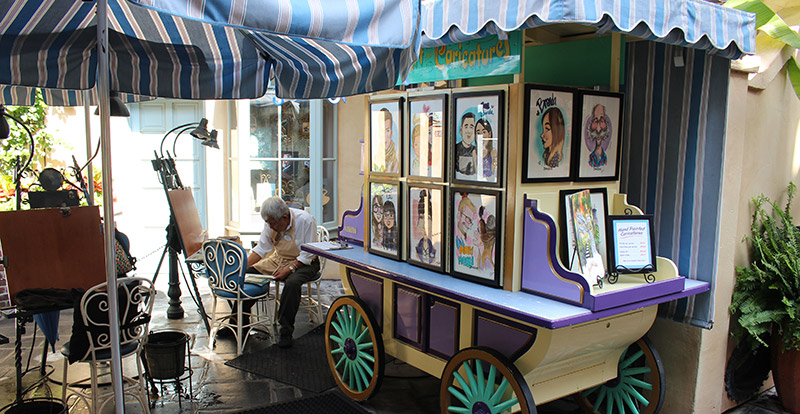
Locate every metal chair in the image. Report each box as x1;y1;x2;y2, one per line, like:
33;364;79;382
60;277;155;414
203;238;271;356
273;225;328;324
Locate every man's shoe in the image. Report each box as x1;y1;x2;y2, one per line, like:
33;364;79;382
277;334;293;348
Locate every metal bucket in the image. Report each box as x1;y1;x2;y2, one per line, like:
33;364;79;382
143;330;189;380
5;399;67;414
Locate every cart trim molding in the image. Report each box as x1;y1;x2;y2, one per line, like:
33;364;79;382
306;245;710;329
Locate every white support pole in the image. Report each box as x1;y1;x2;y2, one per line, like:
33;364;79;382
83;90;93;205
96;1;125;412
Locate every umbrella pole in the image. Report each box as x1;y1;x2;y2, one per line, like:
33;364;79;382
83;90;93;206
96;0;125;412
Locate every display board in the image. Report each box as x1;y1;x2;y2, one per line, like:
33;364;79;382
0;206;107;302
166;187;207;257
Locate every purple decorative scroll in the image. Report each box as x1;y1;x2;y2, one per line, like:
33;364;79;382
338;193;364;246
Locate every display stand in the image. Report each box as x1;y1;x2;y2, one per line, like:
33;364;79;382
151;153;210;333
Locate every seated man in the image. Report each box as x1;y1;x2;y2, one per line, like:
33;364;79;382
229;196;319;348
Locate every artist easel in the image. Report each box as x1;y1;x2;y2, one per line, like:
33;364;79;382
151;152;211;333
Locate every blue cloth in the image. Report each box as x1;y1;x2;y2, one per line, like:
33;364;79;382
33;311;60;353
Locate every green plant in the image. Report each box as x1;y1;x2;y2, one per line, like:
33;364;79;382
731;182;800;353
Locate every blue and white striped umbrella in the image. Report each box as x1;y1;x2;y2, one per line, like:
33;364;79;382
0;0;419;103
419;0;755;60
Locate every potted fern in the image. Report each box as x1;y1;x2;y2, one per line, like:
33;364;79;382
731;182;800;412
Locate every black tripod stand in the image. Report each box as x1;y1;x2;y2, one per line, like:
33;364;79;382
151;152;211;333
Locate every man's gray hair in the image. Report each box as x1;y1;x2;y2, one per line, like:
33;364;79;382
261;196;290;221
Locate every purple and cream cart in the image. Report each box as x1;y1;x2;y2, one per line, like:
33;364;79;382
306;190;709;413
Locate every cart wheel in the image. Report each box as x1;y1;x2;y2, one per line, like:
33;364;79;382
440;347;536;414
577;337;665;414
324;295;384;401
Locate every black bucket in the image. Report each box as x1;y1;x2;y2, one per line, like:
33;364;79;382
143;330;189;380
5;399;67;414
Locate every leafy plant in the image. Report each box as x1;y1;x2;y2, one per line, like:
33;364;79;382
731;182;800;353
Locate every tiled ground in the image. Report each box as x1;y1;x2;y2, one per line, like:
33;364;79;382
0;277;789;413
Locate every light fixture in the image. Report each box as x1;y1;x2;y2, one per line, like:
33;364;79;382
201;130;219;149
0;104;36;210
94;90;130;117
190;118;210;140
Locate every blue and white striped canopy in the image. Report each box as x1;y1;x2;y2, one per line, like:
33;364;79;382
420;0;756;60
0;0;419;104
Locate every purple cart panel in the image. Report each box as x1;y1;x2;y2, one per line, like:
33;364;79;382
473;310;537;362
347;269;383;328
428;296;460;359
394;286;423;348
338;194;364;246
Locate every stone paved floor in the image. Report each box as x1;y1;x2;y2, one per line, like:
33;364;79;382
0;276;790;413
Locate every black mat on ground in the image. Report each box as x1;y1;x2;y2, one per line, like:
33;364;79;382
225;324;335;393
231;391;368;414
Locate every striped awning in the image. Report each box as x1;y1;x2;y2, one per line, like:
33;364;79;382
420;0;756;60
0;0;419;103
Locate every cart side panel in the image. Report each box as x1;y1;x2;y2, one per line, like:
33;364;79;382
473;310;537;362
343;266;384;328
520;306;658;405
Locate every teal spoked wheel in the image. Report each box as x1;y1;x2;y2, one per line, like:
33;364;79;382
324;296;384;401
440;347;536;414
578;337;665;414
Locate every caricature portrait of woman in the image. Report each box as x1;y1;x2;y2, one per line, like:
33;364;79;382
475;118;496;179
371;195;384;247
454;194;477;269
381;200;397;252
541;107;566;168
414;189;437;264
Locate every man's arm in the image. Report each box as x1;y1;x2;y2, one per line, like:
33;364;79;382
246;251;263;269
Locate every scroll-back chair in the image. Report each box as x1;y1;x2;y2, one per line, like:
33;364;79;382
60;277;155;414
203;238;271;356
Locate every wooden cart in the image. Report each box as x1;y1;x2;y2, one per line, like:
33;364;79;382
304;197;709;413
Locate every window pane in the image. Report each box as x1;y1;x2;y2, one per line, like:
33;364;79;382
323;101;336;158
250;102;279;158
249;161;279;213
281;160;310;208
323;160;336;223
281;101;310;158
229;159;239;223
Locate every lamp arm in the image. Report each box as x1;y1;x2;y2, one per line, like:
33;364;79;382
159;121;198;158
4;112;35;176
171;126;197;158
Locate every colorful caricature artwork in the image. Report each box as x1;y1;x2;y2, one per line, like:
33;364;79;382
454;96;500;184
409;187;443;266
453;191;497;280
370;182;399;256
370;102;400;174
568;190;606;283
525;88;573;181
578;93;621;179
409;99;444;179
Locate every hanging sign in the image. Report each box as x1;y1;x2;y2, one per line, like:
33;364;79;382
402;32;522;84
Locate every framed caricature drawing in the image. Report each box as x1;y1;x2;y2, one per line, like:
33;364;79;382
368;180;402;260
407;184;445;272
576;91;623;181
408;95;446;181
451;91;504;187
450;188;502;287
559;188;608;273
522;85;575;182
370;98;404;177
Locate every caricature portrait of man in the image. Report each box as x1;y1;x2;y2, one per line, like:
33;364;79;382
586;104;610;169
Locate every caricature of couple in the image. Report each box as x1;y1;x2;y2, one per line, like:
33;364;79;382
454;111;496;181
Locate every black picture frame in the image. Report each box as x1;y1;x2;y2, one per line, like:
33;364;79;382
407;94;447;181
369;97;404;178
559;188;608;272
606;215;657;274
449;187;502;288
368;180;402;260
574;90;624;181
406;183;446;272
450;90;505;188
522;84;577;183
